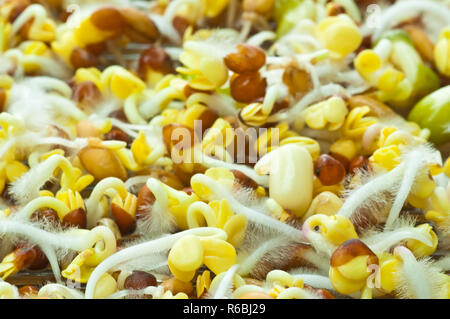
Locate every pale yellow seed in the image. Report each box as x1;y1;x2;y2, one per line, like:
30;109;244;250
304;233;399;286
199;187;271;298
169;235;204;272
267;144;313;218
93;273;117;299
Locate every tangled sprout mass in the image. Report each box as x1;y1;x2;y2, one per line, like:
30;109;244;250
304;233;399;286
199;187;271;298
0;0;448;299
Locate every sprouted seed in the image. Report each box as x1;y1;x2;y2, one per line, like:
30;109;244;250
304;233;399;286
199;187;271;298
0;0;448;300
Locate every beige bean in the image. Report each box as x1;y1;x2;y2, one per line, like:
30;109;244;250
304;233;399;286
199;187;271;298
93;273;117;299
264;144;313;218
79;146;127;181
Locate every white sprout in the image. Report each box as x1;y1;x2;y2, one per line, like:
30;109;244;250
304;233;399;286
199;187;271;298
85;227;227;299
186;93;238;117
9;154;78;205
393;246;446;299
237;236;287;277
338;145;438;230
338;163;405;219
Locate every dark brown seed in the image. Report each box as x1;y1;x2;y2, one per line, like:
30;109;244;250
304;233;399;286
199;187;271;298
136;185;155;219
14;242;48;270
172;16;190;37
70;47;98;69
138;47;174;77
271;98;290;114
62;208;87;229
85;42;106;56
224;44;266;74
111;204;136;236
104;127;133;147
230;72;267;103
330;152;350;172
42;180;58;193
196;109;219;135
12;246;36;270
124;271;157;290
330;239;378;268
282;65;312;97
59;10;72;23
27;245;48;270
123;25;154;44
73;81;101;104
172;163;196;186
349;155;370;175
314;154;346;186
